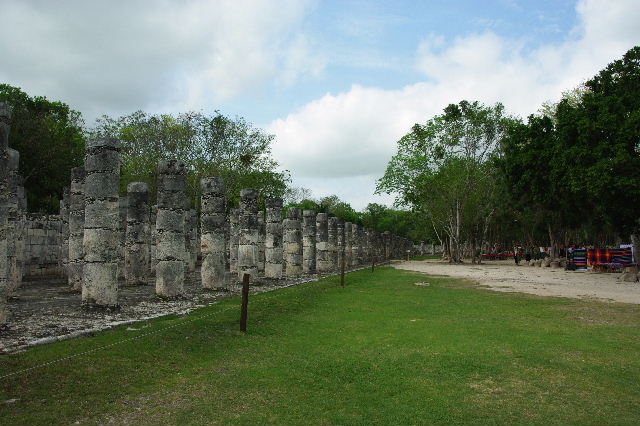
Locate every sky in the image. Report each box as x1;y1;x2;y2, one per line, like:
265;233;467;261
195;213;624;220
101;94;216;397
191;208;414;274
1;0;639;210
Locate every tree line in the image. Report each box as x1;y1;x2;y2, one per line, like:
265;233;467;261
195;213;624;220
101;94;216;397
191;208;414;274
377;46;640;261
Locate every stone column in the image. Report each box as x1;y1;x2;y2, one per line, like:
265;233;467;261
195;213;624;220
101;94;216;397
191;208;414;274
229;208;239;274
257;212;265;273
60;186;70;275
264;197;283;279
7;148;22;296
351;224;359;267
155;160;186;298
82;138;121;308
150;205;157;275
302;210;316;274
316;213;330;273
344;222;352;269
284;207;302;276
200;177;226;290
237;189;259;283
68;166;85;291
117;196;127;280
328;216;338;272
336;220;344;271
125;182;150;286
0;102;10;325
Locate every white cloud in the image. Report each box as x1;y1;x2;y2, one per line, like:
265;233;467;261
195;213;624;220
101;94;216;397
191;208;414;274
0;0;323;119
269;0;640;210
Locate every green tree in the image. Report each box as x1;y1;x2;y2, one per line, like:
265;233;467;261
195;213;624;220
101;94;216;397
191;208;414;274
377;101;514;262
92;110;290;207
0;84;85;212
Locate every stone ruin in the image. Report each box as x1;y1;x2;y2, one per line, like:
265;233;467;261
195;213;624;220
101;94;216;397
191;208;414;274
0;101;416;336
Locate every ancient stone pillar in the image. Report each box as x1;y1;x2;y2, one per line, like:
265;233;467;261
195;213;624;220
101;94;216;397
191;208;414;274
229;208;239;274
60;186;70;275
336;220;344;271
200;177;226;290
257;212;265;273
0;102;10;325
125;182;150;286
155;160;186;298
284;207;302;276
117;196;127;280
82;138;121;308
302;210;316;274
264;197;283;279
68;166;85;291
344;222;352;269
237;189;259;283
351;224;359;267
316;213;330;273
6;148;22;296
150;205;157;275
328;216;338;271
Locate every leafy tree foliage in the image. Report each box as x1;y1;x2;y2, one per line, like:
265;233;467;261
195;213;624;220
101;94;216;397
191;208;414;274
0;84;85;212
377;100;515;261
92;111;290;207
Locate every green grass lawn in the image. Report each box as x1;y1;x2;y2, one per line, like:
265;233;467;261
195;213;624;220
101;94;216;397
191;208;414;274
1;267;639;425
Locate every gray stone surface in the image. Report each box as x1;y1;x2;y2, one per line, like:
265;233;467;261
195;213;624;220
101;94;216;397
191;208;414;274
68;166;85;292
82;138;121;308
229;208;239;274
0;103;10;324
155;160;186;298
302;210;316;274
316;213;330;272
200;177;226;290
264;198;283;279
125;182;150;286
257;212;265;273
237;189;259;283
344;222;353;268
284;207;302;276
6;148;24;296
327;216;337;272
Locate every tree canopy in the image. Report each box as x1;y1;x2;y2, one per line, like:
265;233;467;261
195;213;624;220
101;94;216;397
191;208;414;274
92;110;290;207
0;84;85;212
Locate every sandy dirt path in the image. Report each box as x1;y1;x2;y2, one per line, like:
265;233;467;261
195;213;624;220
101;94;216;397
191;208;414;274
395;259;640;304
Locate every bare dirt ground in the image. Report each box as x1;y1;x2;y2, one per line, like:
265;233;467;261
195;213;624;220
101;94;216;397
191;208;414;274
395;259;640;304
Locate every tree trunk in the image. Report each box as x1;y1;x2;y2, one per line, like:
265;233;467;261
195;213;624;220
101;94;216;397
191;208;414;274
631;233;639;264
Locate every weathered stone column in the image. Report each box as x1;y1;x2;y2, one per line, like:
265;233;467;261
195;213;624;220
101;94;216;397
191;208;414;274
200;177;226;290
328;216;338;271
150;205;157;275
7;148;22;296
302;210;316;274
60;186;70;275
336;220;344;271
125;182;150;286
117;196;127;280
351;224;359;267
0;102;10;325
68;166;85;291
237;189;259;283
284;207;302;276
229;208;239;274
316;213;330;273
344;222;352;269
264;197;283;279
155;160;186;298
82;138;121;308
257;212;265;273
